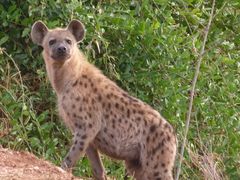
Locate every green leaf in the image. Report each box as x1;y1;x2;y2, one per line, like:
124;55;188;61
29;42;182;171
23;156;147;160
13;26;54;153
29;137;41;147
221;57;235;65
22;28;30;37
154;0;168;5
0;36;9;46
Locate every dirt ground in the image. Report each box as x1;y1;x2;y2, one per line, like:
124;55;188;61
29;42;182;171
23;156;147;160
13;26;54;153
0;147;84;180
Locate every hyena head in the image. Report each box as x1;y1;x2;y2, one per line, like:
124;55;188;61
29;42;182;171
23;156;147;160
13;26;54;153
31;20;85;62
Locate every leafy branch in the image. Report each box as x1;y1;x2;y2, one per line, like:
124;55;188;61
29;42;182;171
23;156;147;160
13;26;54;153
176;0;216;179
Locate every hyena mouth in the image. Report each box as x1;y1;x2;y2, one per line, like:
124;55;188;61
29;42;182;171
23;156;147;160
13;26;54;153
51;53;71;61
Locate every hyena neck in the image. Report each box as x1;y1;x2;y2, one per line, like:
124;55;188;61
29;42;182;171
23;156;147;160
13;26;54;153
43;50;84;94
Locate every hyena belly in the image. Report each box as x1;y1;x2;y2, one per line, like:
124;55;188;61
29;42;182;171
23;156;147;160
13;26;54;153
92;119;142;161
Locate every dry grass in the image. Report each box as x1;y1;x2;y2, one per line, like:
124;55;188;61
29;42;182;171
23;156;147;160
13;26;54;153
0;115;10;138
188;148;226;180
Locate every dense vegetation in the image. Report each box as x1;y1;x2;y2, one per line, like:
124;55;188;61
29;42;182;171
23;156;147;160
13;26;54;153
0;0;239;179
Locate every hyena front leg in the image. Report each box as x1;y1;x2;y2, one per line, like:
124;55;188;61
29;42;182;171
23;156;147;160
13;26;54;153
86;144;107;180
61;129;97;170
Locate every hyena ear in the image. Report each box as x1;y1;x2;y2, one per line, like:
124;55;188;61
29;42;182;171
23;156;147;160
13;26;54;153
31;21;48;46
67;20;85;43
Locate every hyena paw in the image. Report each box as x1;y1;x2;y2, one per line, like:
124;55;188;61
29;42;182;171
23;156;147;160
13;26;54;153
98;174;108;180
61;157;72;172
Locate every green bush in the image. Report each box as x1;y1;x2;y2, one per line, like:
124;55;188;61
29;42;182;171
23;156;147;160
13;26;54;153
0;0;239;179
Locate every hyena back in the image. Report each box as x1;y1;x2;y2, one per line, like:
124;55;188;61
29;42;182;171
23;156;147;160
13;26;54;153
31;20;177;180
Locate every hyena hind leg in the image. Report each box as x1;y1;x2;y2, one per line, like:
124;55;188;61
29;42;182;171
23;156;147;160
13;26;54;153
141;134;176;179
125;158;148;180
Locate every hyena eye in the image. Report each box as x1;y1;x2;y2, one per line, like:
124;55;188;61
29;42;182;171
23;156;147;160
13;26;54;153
49;39;56;46
66;39;72;45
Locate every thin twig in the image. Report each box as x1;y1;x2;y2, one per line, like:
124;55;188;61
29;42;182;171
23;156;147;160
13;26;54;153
175;0;216;179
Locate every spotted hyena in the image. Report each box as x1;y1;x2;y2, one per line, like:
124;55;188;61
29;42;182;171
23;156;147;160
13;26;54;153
31;20;177;180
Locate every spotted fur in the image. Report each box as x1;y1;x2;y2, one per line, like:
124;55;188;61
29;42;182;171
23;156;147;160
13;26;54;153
31;20;177;180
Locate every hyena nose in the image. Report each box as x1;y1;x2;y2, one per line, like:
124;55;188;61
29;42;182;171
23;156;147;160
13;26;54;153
57;46;67;54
